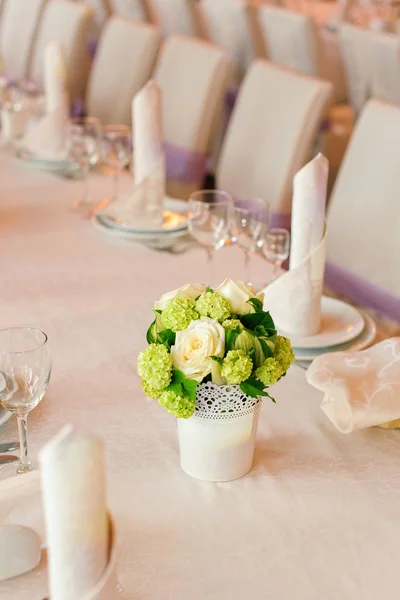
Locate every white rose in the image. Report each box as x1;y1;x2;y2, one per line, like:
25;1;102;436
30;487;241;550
171;317;225;382
154;283;206;311
215;279;265;315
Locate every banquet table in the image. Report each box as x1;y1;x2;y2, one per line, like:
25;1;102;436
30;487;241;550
0;155;400;600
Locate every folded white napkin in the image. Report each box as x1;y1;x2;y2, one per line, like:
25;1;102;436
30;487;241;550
103;80;165;227
0;471;44;542
40;424;109;600
19;42;69;160
306;338;400;433
262;153;329;336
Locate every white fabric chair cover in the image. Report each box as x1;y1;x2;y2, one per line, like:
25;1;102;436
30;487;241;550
217;60;332;215
0;0;47;80
153;35;232;198
196;0;254;87
366;30;400;105
339;24;372;117
327;99;400;298
148;0;199;37
86;17;162;125
30;0;94;99
84;0;111;36
109;0;147;21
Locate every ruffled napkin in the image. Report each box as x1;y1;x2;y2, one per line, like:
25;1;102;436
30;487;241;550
101;80;165;227
19;42;69;160
262;153;329;336
40;424;113;600
306;338;400;433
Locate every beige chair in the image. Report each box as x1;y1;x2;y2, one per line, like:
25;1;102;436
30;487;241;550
86;17;162;125
153;35;232;199
339;24;373;117
109;0;148;21
30;0;94;99
216;60;332;218
326;99;400;320
0;0;47;80
84;0;111;36
148;0;200;37
366;30;400;105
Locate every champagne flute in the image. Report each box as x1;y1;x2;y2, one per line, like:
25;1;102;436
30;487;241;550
262;228;290;281
0;328;51;476
188;190;234;285
66;117;102;210
102;125;132;201
233;199;270;285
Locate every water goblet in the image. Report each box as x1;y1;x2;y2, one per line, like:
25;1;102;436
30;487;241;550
262;228;290;281
188;190;234;285
101;125;132;201
66;117;102;210
233;199;270;285
0;328;51;477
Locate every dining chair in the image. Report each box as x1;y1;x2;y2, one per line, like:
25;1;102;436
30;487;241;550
339;24;373;117
153;35;232;199
29;0;94;100
364;30;400;106
216;60;333;223
86;17;162;125
326;99;400;322
109;0;148;21
84;0;112;37
147;0;200;37
0;0;48;81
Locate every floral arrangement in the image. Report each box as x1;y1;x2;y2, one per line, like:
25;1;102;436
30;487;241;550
137;279;295;419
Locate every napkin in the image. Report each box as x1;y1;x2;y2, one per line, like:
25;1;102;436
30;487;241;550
19;42;69;160
306;338;400;433
0;471;45;543
262;153;329;336
102;80;165;227
40;424;109;600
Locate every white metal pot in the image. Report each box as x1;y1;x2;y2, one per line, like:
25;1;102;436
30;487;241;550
177;382;261;482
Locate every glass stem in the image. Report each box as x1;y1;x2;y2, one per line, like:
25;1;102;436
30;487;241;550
244;251;251;285
272;260;282;281
113;169;119;200
206;248;213;286
16;415;32;474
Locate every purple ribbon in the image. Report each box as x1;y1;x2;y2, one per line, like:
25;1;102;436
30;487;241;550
325;262;400;322
71;97;86;118
87;38;98;59
225;88;238;115
165;143;207;185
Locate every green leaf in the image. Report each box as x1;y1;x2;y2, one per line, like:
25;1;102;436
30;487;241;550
182;379;197;401
206;286;214;293
158;329;176;349
210;356;223;365
225;328;240;351
165;382;183;396
241;310;276;333
171;370;186;383
154;309;162;314
168;370;198;401
258;337;273;359
246;298;263;313
240;377;272;399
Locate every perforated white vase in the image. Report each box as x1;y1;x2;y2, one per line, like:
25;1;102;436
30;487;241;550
177;382;261;482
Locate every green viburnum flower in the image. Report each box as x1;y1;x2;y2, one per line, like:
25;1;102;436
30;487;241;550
222;318;243;332
196;292;231;323
221;349;253;385
255;357;283;386
137;344;172;398
274;335;295;372
158;390;196;419
161;297;199;332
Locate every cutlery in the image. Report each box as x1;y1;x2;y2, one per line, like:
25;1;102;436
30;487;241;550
0;455;19;464
0;442;19;453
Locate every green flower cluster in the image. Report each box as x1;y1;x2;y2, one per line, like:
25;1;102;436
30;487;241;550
158;390;196;419
222;318;243;332
255;335;295;386
161;297;199;332
137;344;172;397
221;350;253;384
196;292;231;323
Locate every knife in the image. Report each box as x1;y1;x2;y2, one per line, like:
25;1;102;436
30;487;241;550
0;442;20;453
0;455;18;464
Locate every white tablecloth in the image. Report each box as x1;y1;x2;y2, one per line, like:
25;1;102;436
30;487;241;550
0;156;400;599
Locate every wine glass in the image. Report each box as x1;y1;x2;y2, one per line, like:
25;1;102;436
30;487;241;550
233;199;270;285
102;125;132;201
188;190;234;285
0;328;51;476
66;117;102;210
262;228;290;281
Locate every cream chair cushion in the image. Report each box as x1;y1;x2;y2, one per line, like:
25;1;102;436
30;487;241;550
217;60;332;214
30;0;94;99
0;0;47;80
153;35;232;198
148;0;199;37
327;99;400;296
86;17;162;125
366;30;400;105
339;24;372;117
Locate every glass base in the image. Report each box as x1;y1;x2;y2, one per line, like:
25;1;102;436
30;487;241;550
0;459;37;481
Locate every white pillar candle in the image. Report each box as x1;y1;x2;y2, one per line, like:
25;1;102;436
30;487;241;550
39;425;108;600
43;42;69;118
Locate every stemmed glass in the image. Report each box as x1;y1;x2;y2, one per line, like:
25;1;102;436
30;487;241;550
0;328;51;477
262;228;291;281
188;190;234;285
101;125;132;201
233;199;270;285
66;117;102;210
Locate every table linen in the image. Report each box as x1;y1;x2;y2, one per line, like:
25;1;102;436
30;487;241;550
0;155;400;599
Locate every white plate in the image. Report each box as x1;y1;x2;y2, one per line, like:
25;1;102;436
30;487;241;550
280;296;365;349
0;407;12;427
16;148;80;176
294;311;376;361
